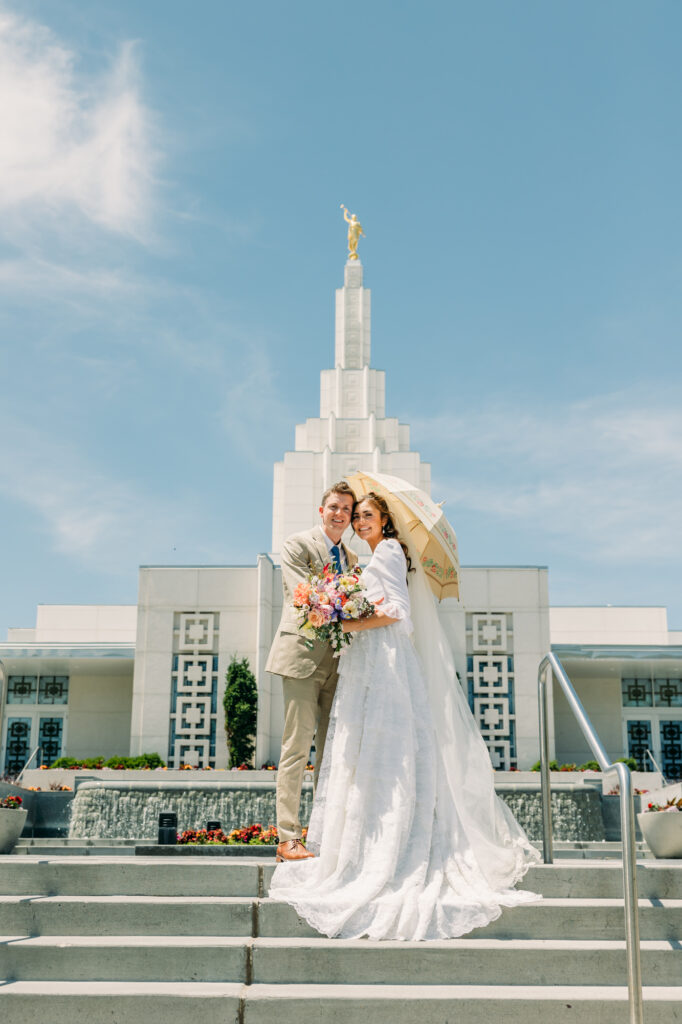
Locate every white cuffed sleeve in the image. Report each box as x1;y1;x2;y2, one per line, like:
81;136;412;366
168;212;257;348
363;539;412;632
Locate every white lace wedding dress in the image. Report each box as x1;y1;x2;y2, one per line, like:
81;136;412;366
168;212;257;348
269;538;541;940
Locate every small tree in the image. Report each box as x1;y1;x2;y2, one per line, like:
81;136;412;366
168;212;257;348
223;656;258;767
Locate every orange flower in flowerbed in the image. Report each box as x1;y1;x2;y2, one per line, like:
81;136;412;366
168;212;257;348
227;823;281;845
177;828;230;845
176;824;308;846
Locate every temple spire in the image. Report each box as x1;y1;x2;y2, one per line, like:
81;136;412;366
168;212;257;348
271;256;430;555
335;261;371;369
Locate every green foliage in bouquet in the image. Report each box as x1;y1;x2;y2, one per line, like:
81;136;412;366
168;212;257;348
223;656;258;768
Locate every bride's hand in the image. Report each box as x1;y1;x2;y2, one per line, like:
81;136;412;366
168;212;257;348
342;606;392;634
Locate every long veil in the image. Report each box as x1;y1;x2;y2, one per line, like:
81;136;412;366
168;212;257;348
407;555;540;890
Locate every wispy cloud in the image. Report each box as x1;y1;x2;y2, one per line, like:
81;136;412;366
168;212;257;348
218;344;296;467
0;256;143;304
0;9;158;244
0;417;192;573
414;388;682;564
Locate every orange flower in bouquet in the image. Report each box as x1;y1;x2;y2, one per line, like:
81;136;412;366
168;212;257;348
293;564;375;653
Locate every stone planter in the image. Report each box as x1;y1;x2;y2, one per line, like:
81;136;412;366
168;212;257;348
637;811;682;859
0;808;28;853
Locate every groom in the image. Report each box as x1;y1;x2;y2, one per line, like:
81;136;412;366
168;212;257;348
266;481;358;862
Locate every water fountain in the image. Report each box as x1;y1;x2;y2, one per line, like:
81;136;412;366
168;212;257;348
69;778;313;840
67;776;605;842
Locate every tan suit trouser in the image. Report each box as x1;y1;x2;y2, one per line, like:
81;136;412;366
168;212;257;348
276;650;338;844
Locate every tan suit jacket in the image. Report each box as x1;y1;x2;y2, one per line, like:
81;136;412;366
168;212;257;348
266;525;358;679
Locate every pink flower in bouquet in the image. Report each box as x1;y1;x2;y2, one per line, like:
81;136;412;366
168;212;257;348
293;565;375;653
308;608;327;628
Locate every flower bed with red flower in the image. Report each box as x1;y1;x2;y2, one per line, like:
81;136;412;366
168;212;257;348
293;566;374;653
645;797;682;814
177;824;307;846
0;795;23;809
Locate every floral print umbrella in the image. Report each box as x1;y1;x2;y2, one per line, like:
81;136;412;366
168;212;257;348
346;470;460;600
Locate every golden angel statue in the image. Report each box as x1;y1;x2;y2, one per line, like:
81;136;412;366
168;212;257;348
340;205;365;260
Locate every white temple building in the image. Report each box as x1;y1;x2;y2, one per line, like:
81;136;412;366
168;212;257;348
1;259;681;780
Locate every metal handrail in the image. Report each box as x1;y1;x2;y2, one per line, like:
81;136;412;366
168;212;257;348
645;748;667;786
15;745;42;785
538;652;643;1024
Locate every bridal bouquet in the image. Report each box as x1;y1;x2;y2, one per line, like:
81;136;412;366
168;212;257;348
293;566;375;653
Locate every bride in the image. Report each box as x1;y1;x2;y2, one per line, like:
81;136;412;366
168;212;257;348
269;491;541;941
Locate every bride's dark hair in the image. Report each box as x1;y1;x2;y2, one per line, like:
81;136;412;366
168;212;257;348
353;492;414;577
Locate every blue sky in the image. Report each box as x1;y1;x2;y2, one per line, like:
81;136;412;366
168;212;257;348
1;0;681;635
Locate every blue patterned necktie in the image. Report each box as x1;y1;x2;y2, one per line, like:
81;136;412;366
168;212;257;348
330;544;342;574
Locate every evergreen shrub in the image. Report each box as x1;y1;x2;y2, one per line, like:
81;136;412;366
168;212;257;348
223;656;258;767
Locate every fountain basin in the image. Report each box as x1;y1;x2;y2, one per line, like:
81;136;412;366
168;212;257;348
67;778;606;843
69;779;313;841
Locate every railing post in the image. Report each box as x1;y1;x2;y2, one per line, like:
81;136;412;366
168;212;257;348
537;653;644;1024
615;761;644;1024
16;744;42;785
537;658;553;863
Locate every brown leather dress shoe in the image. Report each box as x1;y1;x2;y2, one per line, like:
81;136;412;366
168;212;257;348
276;839;315;863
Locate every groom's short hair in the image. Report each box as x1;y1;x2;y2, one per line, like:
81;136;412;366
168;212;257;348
321;481;356;507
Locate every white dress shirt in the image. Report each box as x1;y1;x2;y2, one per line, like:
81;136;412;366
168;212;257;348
320;528;348;571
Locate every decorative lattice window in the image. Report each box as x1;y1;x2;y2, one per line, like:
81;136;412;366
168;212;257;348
38;676;69;705
623;676;682;781
6;676;38;705
167;612;220;768
466;613;516;769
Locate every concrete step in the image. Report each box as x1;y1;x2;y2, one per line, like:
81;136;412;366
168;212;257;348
249;937;682;987
1;893;681;940
244;983;682;1024
10;837;651;860
0;894;256;936
0;856;264;896
12;842;143;856
0;981;680;1024
0;856;679;1024
0;981;242;1024
523;861;682;899
14;838;150;849
1;935;680;986
0;935;247;982
263;859;682;900
1;856;680;899
261;895;682;941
